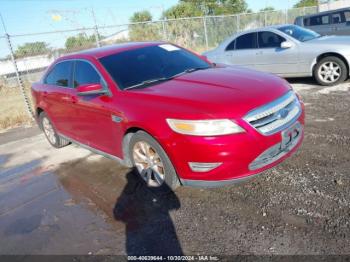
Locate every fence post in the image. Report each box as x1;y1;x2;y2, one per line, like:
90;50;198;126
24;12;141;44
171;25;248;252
162;19;167;41
203;16;209;50
237;14;240;32
91;7;101;47
5;33;34;119
285;9;288;24
264;11;267;26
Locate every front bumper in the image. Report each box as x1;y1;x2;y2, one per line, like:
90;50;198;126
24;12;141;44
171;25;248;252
162;106;305;187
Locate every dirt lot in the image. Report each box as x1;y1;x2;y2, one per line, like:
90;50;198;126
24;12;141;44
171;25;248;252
0;79;349;256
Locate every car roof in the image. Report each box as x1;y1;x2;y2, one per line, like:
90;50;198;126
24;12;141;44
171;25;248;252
58;41;165;61
234;24;293;34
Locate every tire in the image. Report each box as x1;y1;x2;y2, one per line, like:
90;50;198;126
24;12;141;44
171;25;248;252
314;56;348;86
39;112;70;148
128;131;180;191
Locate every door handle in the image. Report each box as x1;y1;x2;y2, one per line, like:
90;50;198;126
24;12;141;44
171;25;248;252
256;51;263;55
43;91;48;98
61;95;77;103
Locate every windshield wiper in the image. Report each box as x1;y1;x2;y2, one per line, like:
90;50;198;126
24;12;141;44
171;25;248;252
168;66;210;79
124;77;168;90
124;67;209;90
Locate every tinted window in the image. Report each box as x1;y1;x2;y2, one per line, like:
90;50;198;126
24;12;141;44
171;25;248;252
74;61;101;88
226;40;236;51
235;33;257;50
278;25;320;42
45;61;72;87
344;11;350;22
258;31;285;48
99;45;210;90
304;18;310;26
309;15;330;26
331;12;343;24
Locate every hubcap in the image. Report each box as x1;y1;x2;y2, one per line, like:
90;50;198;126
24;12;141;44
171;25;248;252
132;141;165;187
318;61;341;84
42;117;56;144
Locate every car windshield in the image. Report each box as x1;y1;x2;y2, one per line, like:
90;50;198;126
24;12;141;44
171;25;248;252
278;25;321;42
99;44;210;90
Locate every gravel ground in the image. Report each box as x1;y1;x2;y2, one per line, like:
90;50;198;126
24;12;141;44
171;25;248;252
0;79;349;256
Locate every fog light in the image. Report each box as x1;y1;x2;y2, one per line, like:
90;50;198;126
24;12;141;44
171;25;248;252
188;162;222;172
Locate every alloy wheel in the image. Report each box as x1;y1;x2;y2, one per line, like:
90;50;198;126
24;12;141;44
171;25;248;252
132;141;165;187
318;61;341;84
42;117;57;145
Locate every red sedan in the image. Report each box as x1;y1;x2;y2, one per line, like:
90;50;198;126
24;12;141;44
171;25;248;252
31;42;304;189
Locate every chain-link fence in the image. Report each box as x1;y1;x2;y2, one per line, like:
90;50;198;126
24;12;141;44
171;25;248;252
0;6;317;129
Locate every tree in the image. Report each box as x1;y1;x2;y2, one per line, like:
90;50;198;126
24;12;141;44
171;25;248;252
14;42;50;58
128;10;161;41
294;0;318;8
260;6;275;12
130;10;152;23
65;33;97;51
164;0;248;18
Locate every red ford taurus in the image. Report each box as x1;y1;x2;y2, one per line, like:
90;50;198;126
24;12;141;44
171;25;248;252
31;42;305;189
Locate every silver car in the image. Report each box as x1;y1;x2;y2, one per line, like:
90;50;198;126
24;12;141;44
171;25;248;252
204;24;350;86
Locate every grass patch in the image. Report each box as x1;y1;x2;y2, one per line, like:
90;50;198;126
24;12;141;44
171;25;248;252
0;85;34;130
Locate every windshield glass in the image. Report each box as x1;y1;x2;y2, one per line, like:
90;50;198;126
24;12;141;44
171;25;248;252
278;25;320;42
99;44;210;90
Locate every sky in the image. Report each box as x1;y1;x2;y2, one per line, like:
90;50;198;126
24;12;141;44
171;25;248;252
0;0;300;57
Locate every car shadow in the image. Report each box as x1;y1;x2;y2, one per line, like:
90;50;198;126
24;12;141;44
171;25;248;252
113;169;183;256
285;77;318;85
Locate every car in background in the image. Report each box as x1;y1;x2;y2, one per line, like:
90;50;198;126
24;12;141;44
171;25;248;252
295;7;350;36
31;42;304;190
204;24;350;86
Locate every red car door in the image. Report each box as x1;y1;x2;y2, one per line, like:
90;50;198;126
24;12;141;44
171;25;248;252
43;60;77;137
72;60;121;156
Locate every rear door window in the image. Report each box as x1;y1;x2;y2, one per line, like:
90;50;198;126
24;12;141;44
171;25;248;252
73;61;101;88
225;40;236;51
45;61;73;87
344;11;350;22
331;12;343;24
309;15;330;26
235;33;257;50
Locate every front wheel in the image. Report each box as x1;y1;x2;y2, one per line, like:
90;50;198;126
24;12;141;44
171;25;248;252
314;56;348;86
129;131;180;191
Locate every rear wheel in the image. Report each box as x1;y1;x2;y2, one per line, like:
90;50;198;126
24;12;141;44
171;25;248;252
129;131;180;191
39;112;70;148
314;56;347;86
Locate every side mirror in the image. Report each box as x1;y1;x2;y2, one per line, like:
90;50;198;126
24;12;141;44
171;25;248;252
77;83;107;96
281;41;294;49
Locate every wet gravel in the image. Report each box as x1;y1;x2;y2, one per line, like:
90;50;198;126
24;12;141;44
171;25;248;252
51;80;350;255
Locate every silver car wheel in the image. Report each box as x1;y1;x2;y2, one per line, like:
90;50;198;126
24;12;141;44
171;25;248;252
42;117;57;144
132;141;165;187
318;61;341;84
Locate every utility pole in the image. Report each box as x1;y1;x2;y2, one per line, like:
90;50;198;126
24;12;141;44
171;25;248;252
0;12;34;119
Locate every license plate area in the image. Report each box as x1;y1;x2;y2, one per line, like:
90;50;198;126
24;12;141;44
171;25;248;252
280;122;302;150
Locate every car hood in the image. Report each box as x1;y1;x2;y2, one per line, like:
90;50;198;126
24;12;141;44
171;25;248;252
308;35;350;46
126;66;292;118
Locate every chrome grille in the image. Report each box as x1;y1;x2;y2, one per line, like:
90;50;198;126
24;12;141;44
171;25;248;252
243;91;301;135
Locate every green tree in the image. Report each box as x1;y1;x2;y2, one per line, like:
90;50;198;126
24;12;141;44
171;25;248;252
129;10;161;41
14;42;50;58
130;10;152;23
65;33;97;51
260;6;275;12
294;0;318;8
165;0;248;17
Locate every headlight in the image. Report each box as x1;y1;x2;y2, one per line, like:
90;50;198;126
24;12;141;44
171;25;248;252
166;119;244;136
